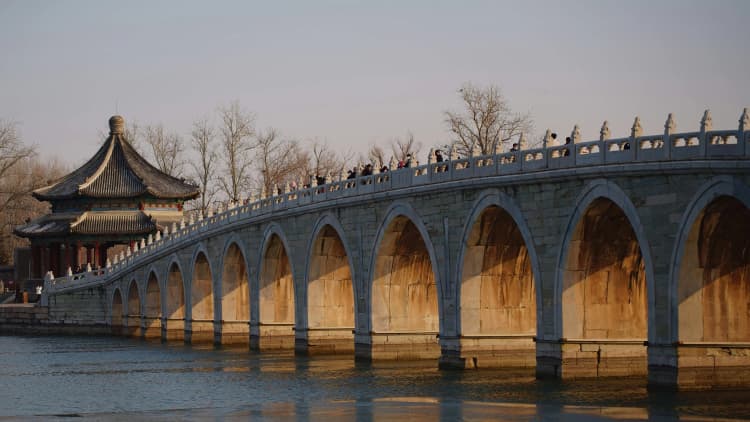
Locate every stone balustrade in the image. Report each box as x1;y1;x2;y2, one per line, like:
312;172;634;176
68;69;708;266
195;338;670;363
43;109;750;296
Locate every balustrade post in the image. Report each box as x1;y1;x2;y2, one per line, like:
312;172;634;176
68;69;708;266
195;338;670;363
699;109;712;157
631;116;642;161
739;108;749;157
663;113;675;160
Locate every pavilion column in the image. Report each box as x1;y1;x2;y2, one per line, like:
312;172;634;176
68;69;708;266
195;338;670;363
76;241;82;269
64;243;72;272
93;242;100;268
31;245;41;279
50;243;59;277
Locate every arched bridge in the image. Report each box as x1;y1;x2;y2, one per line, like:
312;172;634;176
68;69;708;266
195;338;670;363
43;111;750;389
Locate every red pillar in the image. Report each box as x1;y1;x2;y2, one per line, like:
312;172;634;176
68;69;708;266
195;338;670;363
93;242;100;268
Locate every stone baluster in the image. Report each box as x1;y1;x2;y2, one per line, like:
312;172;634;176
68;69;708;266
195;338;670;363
519;133;527;150
85;263;92;273
188;213;195;226
139;238;146;250
325;173;332;184
339;169;347;182
700;109;712;151
543;129;552;149
739;108;749;156
449;145;459;161
132;242;139;253
571;124;581;143
311;177;318;188
389;156;398;171
600;121;610;141
147;234;153;245
172;222;178;234
494;140;504;155
428;148;435;165
664;113;676;158
272;184;279;197
119;251;125;262
67;267;73;277
630;116;643;151
179;219;186;230
106;258;112;268
260;187;267;200
155;230;161;241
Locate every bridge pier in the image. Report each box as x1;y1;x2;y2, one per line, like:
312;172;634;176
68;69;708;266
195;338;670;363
648;343;750;390
439;336;537;369
185;319;214;344
294;328;355;355
249;323;295;351
354;332;440;361
142;316;161;339
535;339;648;379
162;318;185;342
215;321;250;345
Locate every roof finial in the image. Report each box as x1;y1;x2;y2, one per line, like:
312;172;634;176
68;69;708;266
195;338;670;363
109;115;125;135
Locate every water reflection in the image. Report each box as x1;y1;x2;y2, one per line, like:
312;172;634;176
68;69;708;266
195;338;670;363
0;335;749;420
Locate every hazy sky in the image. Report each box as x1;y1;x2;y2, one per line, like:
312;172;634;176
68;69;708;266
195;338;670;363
1;0;748;166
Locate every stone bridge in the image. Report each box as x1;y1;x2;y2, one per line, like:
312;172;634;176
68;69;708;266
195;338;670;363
42;111;750;389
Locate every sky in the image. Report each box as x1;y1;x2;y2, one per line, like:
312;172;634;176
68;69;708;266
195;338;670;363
1;0;749;166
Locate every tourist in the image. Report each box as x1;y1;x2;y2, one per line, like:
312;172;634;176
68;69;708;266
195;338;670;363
435;149;444;163
510;143;519;152
361;164;373;176
563;137;571;156
551;132;558;146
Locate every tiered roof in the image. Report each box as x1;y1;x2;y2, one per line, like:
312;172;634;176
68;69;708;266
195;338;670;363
15;116;198;239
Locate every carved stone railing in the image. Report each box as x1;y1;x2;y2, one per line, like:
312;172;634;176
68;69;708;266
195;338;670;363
42;110;750;296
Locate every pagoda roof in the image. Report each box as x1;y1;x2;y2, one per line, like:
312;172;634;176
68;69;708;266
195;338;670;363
14;211;158;238
33;116;200;201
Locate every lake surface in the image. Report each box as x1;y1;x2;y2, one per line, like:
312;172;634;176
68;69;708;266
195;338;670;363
0;335;748;421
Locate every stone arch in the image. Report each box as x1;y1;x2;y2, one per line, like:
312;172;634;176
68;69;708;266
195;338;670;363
304;214;356;352
555;179;654;343
258;224;295;327
111;287;123;330
219;237;251;344
671;177;750;343
369;202;441;335
126;278;141;336
165;258;186;340
144;271;161;337
191;247;214;322
457;191;539;338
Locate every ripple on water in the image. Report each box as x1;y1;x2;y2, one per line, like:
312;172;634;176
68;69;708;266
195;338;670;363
0;335;749;420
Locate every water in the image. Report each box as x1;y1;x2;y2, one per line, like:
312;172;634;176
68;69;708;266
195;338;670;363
0;336;748;420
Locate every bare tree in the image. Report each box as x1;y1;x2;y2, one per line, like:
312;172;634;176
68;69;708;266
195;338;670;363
391;131;421;162
308;139;351;179
0;120;36;184
368;144;387;169
255;128;308;195
189;118;218;214
218;101;255;202
444;82;532;156
143;124;185;177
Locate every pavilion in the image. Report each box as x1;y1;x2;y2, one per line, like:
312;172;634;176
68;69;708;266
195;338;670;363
14;115;199;280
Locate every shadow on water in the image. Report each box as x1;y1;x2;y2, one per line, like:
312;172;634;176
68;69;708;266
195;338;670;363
1;335;750;420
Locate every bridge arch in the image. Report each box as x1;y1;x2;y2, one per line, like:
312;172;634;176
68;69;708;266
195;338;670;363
671;176;750;343
110;287;123;331
303;213;356;352
144;270;161;338
190;244;215;342
164;256;186;341
125;278;142;337
218;236;251;344
256;223;296;347
456;190;540;353
555;179;654;346
368;201;442;357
